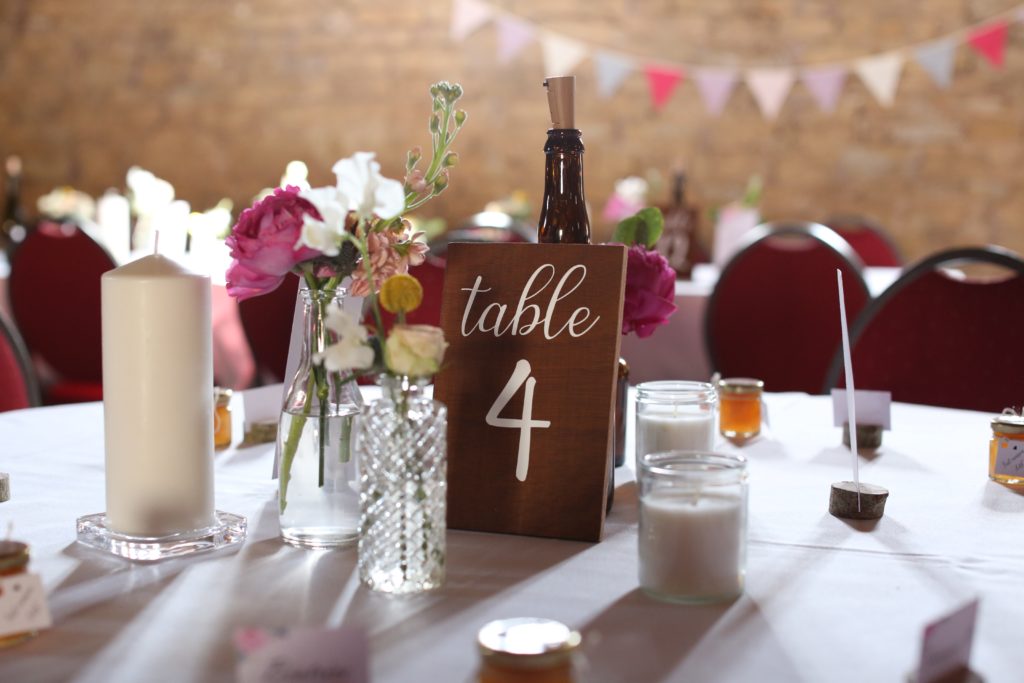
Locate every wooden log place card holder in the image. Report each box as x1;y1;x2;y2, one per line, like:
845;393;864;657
435;242;627;542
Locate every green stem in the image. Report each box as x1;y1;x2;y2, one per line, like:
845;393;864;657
279;369;315;513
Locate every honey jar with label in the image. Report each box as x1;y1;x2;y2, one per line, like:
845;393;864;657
477;618;581;683
0;541;36;648
214;388;233;450
989;411;1024;486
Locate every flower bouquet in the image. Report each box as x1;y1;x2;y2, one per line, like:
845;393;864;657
225;82;466;550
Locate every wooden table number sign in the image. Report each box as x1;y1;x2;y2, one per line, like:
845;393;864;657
435;242;627;542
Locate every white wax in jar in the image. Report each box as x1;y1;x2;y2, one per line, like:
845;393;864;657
636;410;715;466
101;254;215;536
639;489;745;601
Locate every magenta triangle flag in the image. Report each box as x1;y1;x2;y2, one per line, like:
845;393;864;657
967;21;1009;67
450;0;493;42
800;66;847;113
645;65;684;110
693;67;738;116
496;16;536;64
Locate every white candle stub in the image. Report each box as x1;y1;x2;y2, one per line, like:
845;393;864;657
639;489;745;600
101;254;215;536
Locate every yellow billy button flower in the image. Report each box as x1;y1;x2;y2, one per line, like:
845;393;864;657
379;273;424;314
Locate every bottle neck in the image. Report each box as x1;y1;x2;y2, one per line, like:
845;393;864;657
538;129;590;244
672;173;686;208
300;286;340;362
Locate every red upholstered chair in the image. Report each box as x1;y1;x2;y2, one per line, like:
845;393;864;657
824;246;1024;412
8;221;116;404
0;314;40;411
823;215;902;267
428;211;535;261
238;272;301;383
705;221;869;394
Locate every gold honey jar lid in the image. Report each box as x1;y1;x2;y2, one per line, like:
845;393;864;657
717;377;764;395
478;617;581;671
214;387;234;408
0;541;29;574
992;412;1024;435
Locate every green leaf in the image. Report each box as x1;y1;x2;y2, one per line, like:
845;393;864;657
612;206;665;248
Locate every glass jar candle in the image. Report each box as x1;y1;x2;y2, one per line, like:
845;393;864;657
214;388;233;450
0;540;36;648
717;377;763;439
989;412;1024;486
638;451;748;604
635;381;718;472
477;618;581;683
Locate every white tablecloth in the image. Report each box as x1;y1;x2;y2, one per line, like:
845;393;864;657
1;390;1022;682
621;265;902;384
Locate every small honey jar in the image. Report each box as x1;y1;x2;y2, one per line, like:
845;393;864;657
214;388;233;450
717;378;764;439
0;540;36;648
989;411;1024;486
477;618;581;683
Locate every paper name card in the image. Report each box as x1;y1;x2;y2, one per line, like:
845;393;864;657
235;626;368;683
831;389;892;429
994;438;1024;477
435;243;627;542
914;599;979;683
0;573;52;638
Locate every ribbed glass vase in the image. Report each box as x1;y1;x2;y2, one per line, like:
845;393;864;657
356;375;447;595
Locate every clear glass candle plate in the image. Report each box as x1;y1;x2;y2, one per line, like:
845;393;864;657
75;510;247;562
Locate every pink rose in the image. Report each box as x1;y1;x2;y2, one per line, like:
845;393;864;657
622;244;677;338
225;186;322;300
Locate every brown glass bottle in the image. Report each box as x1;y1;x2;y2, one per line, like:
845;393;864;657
538;128;590;244
656;169;704;278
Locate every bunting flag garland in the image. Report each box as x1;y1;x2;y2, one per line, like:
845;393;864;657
693;67;739;115
854;52;905;107
645;66;684;110
801;66;848;113
746;68;796;119
495;16;536;64
967;21;1009;66
450;0;492;42
593;51;634;98
542;33;589;77
914;39;958;88
450;0;1024;119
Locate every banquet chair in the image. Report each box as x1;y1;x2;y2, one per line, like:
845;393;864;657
823;215;902;267
823;246;1024;412
0;313;40;411
238;271;300;383
428;211;535;260
8;221;116;404
705;221;869;394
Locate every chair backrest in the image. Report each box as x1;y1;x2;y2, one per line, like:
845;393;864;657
8;221;117;383
823;215;902;267
0;314;40;411
428;211;535;260
705;220;869;394
823;246;1024;412
238;272;300;383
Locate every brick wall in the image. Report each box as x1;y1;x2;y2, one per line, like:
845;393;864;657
1;0;1022;261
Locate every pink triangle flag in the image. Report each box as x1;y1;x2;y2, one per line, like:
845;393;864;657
967;21;1009;68
450;0;493;42
693;67;738;116
496;16;536;64
593;51;634;98
644;65;684;110
800;66;847;113
542;33;588;76
746;68;795;120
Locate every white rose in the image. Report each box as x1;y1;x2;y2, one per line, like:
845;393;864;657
384;324;447;378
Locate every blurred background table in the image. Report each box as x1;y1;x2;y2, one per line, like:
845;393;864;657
1;388;1021;682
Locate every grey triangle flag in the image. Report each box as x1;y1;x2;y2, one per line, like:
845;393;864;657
914;39;956;89
593;51;634;98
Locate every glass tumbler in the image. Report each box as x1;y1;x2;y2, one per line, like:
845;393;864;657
638;451;748;604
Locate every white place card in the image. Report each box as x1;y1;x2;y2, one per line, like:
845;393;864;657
0;573;52;638
993;438;1024;478
235;626;369;683
913;599;979;683
831;389;892;430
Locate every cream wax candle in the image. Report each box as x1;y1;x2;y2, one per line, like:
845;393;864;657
635;382;717;471
101;254;214;536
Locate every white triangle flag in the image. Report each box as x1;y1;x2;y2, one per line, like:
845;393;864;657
542;33;588;77
450;0;493;42
914;39;956;89
593;51;634;98
855;52;904;107
495;16;536;64
745;68;795;120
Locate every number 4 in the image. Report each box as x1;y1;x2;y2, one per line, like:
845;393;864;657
486;359;552;482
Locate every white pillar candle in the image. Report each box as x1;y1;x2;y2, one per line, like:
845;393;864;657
96;191;131;265
101;254;214;536
639;489;745;600
636;410;715;465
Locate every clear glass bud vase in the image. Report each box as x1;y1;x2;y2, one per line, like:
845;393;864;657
357;375;447;594
277;285;363;549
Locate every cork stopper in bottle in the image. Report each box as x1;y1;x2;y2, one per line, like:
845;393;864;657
544;76;575;129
